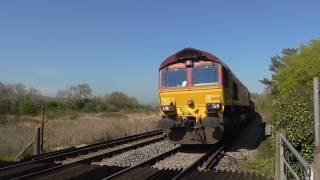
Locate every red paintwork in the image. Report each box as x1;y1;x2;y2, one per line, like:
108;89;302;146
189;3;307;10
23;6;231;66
218;64;223;84
159;48;227;90
159;48;222;70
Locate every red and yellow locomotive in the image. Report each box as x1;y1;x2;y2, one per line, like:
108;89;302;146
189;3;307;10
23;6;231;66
158;48;254;144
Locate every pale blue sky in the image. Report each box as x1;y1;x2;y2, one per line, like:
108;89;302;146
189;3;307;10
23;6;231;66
0;0;319;103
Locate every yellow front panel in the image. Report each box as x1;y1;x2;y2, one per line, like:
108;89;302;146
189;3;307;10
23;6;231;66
159;85;224;122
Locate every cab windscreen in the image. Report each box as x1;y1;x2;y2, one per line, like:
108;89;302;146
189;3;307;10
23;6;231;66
162;68;187;88
192;65;218;86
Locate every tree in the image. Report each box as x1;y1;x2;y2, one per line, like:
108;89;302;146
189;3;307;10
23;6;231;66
105;92;140;111
56;84;92;99
19;100;40;116
260;48;298;94
78;84;92;99
268;40;320;162
83;101;96;112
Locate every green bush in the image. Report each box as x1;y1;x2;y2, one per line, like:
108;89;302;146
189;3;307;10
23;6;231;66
273;88;315;162
0;100;11;114
105;92;140;111
269;40;320;163
83;101;96;112
19;100;40;116
95;102;106;112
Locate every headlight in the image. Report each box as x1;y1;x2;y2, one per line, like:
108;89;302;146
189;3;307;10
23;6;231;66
206;103;222;111
161;104;175;112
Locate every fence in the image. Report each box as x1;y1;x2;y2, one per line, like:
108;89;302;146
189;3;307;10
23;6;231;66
275;132;312;180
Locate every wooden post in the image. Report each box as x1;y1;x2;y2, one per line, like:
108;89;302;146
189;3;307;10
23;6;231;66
279;137;285;180
314;146;320;180
275;132;281;180
104;131;109;141
36;127;41;155
314;77;320;180
314;77;320;147
275;131;285;180
40;103;44;154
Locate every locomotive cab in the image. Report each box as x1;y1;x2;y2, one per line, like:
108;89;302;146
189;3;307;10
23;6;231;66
158;48;251;144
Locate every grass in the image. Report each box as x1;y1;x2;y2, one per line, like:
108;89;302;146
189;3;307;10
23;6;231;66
252;94;273;123
0;116;36;161
240;93;275;178
240;135;276;178
0;154;19;162
0;112;160;161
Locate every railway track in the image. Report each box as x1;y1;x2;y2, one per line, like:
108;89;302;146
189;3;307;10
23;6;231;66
0;130;165;180
1;128;271;180
101;144;224;180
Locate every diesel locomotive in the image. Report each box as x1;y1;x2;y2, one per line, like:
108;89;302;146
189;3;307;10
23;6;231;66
158;48;254;144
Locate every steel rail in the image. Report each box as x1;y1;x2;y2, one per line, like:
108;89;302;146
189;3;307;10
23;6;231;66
10;135;166;180
171;145;224;180
0;130;162;171
102;146;182;180
31;130;162;161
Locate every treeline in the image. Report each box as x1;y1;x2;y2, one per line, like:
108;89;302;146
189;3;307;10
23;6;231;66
261;39;320;162
0;83;155;118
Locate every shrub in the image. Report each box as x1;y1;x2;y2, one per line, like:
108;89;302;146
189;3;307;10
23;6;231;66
83;101;96;112
270;40;320;162
0;100;11;114
273;88;315;162
19;100;40;116
105;92;140;111
95;102;106;112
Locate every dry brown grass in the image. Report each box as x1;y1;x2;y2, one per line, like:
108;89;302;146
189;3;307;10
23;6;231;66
0;112;160;160
0;116;37;160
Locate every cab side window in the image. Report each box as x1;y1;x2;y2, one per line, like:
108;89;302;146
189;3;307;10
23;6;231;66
223;67;229;87
232;82;238;100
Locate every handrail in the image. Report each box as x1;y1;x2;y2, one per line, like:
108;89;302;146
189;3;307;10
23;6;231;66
276;132;312;180
279;134;310;171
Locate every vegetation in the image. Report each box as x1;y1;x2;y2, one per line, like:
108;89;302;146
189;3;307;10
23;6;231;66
0;83;158;161
261;39;320;162
241;94;275;178
0;83;156;120
241;136;275;179
0;112;159;161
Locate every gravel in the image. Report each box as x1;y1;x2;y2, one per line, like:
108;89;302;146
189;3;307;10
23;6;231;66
215;114;264;171
152;152;204;170
59;134;165;165
95;141;177;167
215;149;258;171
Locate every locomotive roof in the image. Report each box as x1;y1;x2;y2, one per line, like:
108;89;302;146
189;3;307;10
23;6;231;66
159;48;229;70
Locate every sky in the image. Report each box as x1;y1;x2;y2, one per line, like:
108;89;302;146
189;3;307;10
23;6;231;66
0;0;320;103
